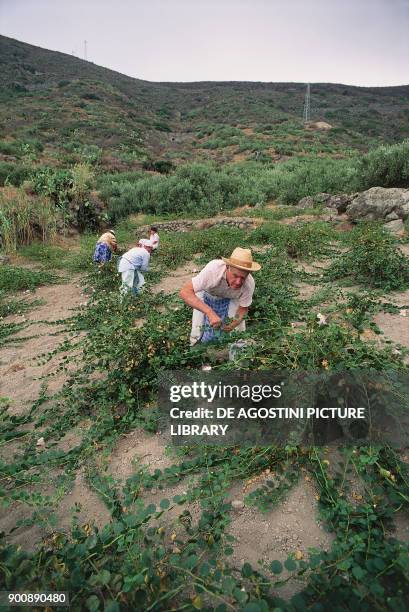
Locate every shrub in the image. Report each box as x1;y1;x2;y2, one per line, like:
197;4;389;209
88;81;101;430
0;162;32;187
99;140;409;221
0;265;57;293
142;160;174;174
326;223;409;290
0;187;58;252
357;139;409;189
154;121;171;132
0;141;21;156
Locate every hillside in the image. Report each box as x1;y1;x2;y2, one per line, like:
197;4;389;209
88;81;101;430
1;35;409;172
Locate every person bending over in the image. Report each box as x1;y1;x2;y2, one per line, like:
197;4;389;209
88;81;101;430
179;247;261;345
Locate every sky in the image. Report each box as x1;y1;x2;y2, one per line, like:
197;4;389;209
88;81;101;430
1;0;408;86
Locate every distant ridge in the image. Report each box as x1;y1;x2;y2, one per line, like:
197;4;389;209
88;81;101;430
1;34;408;169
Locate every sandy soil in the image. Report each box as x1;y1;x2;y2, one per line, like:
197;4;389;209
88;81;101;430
151;261;201;295
227;478;334;598
0;280;85;416
1;235;409;584
372;285;409;361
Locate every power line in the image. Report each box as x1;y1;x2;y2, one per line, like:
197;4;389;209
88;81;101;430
303;83;311;123
84;40;87;61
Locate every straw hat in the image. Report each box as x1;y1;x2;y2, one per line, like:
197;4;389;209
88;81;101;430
222;247;261;272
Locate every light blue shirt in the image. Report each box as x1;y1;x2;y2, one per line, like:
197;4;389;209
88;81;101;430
118;247;150;273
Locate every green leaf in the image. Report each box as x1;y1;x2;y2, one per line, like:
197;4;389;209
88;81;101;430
372;557;386;571
270;560;283;574
242;562;253;578
199;562;210;577
185;554;198;569
86;595;100;612
243;603;261;612
99;569;111;585
284;558;297;572
369;582;384;597
337;559;352;571
352;565;366;580
104;601;120;612
160;498;170;509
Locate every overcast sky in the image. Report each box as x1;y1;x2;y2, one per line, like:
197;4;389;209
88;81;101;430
1;0;408;86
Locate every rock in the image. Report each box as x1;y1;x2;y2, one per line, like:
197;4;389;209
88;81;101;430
325;194;352;214
347;187;409;222
383;219;405;234
231;499;245;510
314;193;332;204
0;255;10;265
36;437;46;449
385;211;400;222
197;221;213;230
297;196;315;209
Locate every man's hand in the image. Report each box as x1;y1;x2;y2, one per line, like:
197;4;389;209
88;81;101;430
223;318;242;332
207;311;222;328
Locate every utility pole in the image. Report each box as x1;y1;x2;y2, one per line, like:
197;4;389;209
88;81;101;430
303;83;311;123
84;40;87;61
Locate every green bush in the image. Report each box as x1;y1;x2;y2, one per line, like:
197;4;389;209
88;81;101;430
0;163;32;187
357;139;409;189
0;141;21;156
326;223;409;290
0;266;58;293
142;160;174;174
99;140;409;221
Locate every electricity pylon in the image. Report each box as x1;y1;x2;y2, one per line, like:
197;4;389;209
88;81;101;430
303;83;311;123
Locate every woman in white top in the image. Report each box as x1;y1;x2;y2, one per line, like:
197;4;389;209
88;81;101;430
118;239;153;296
149;226;160;251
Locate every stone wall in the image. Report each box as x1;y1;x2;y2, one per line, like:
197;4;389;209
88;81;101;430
138;217;258;234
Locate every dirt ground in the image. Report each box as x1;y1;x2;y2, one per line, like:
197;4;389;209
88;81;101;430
1;242;409;598
0;279;85;415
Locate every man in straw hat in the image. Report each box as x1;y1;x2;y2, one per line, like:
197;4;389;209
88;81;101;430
180;247;261;345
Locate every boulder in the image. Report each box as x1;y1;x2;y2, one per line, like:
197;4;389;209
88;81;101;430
314;192;332;204
346;187;409;222
383;219;405;234
297;196;315;209
325;194;352;214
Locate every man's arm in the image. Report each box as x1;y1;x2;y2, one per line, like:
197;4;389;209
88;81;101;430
179;281;222;328
223;306;248;332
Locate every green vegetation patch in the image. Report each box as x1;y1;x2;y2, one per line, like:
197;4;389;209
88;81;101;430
326;223;409;291
0;265;59;293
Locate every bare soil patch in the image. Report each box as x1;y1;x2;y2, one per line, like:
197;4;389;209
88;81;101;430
373;295;409;356
56;469;111;533
151;261;201;295
107;429;176;482
0;279;85;415
228;479;334;598
295;259;331;274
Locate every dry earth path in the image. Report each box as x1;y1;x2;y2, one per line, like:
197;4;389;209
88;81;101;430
0;278;85;416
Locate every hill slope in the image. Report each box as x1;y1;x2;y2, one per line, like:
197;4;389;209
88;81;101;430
1;35;409;171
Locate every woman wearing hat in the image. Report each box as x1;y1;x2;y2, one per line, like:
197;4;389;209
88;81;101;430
179;247;261;345
93;229;118;264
